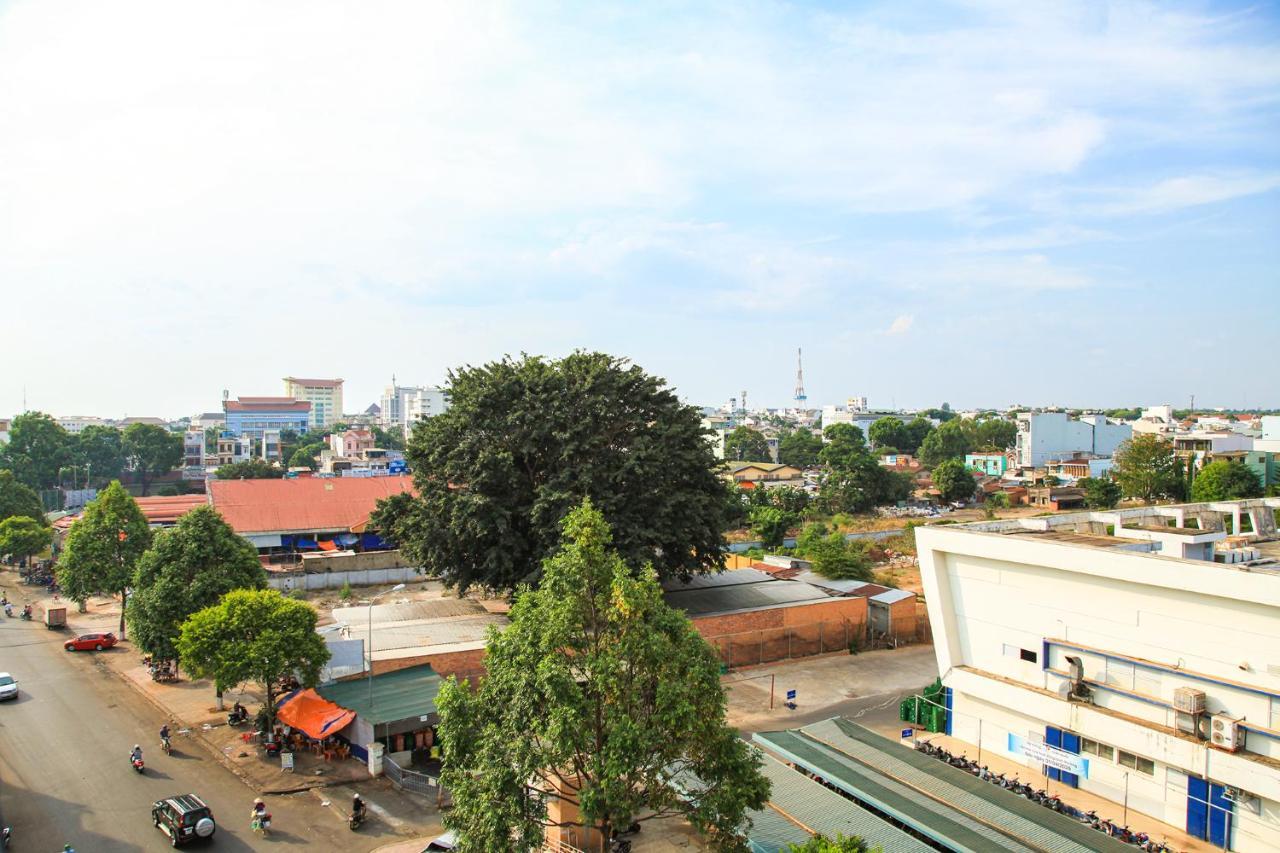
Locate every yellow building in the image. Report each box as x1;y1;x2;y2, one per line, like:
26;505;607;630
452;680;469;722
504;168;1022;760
282;377;344;430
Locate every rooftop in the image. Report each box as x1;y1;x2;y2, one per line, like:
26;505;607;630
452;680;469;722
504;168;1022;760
225;397;312;412
207;475;414;534
283;377;344;387
662;568;831;617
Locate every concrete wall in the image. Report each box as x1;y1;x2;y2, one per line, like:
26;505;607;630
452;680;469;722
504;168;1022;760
268;565;423;591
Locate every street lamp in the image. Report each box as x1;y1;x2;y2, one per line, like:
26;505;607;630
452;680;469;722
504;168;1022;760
365;583;405;735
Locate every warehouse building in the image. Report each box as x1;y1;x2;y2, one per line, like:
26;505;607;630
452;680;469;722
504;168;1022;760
918;498;1280;852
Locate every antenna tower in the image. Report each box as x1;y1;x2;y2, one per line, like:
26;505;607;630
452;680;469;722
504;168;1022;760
794;348;807;405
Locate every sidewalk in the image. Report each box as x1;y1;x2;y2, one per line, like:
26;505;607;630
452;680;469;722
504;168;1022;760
911;730;1216;853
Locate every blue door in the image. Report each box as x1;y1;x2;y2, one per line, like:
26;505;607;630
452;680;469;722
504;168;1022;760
1043;726;1080;788
1188;777;1234;849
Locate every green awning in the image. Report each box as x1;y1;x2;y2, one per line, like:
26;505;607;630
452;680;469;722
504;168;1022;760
317;664;441;727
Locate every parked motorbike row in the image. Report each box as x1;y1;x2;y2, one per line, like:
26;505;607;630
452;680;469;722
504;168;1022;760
914;740;1174;852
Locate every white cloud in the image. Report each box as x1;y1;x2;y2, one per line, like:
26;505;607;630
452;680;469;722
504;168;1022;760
1078;173;1280;217
885;315;915;336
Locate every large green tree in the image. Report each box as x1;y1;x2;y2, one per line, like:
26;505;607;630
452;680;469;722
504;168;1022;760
867;418;908;452
1112;435;1179;504
0;470;45;523
1079;477;1122;509
788;835;879;852
749;505;793;549
802;532;872;581
123;423;183;496
724;426;771;462
56;481;151;634
390;352;730;593
214;458;284;479
973;418;1016;450
1190;461;1263;502
0;516;52;564
818;424;902;513
176;589;329;723
777;429;822;468
932;459;976;503
901;417;935;455
72;424;125;486
437;501;769;852
0;412;73;490
918;420;973;467
128;505;268;665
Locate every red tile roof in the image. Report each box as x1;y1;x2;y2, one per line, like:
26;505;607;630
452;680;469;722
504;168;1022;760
134;494;208;524
207;476;416;535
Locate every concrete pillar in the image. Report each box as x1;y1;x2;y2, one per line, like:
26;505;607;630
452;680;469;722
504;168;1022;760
366;741;384;777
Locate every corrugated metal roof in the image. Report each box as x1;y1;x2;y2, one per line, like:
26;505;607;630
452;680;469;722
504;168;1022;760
318;664;439;726
661;568;775;592
789;571;873;594
749;751;932;853
663;580;829;617
870;589;915;604
332;599;485;625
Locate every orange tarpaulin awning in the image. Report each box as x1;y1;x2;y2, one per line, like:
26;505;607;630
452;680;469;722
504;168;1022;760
275;689;356;740
317;539;339;551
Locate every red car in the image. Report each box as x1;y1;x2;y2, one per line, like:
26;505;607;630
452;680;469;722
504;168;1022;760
64;632;118;652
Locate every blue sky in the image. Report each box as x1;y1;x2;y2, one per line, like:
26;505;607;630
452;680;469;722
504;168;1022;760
1;0;1277;417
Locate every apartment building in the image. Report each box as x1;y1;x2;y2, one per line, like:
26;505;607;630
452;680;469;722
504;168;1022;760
1015;412;1132;468
223;397;311;440
283;377;344;430
56;415;110;434
918;499;1280;851
379;383;448;430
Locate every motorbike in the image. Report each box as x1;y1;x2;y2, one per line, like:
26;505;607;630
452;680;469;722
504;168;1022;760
227;706;250;726
251;811;272;835
349;810;365;831
161;735;172;755
19;609;31;621
130;755;145;774
2;825;10;847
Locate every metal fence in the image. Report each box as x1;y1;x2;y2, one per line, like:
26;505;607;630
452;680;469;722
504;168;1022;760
711;615;933;671
384;753;449;805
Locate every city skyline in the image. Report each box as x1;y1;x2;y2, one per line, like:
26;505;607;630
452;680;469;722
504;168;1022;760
2;1;1278;417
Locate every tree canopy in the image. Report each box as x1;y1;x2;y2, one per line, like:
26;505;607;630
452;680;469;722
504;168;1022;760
437;501;769;852
918;420;972;467
1079;477;1122;509
72;424;126;486
214;458;284;480
287;442;326;470
177;589;329;722
1112;435;1179;504
818;424;907;513
0;470;45;523
122;423;183;496
932;459;976;504
776;428;822;468
128;506;268;662
972;418;1016;450
56;481;151;636
389;352;730;593
724;426;771;462
0;516;52;563
795;526;872;581
788;835;880;852
749;504;792;549
1190;461;1263;502
0;412;73;490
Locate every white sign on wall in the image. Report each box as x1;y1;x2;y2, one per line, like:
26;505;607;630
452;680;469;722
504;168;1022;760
1018;739;1086;776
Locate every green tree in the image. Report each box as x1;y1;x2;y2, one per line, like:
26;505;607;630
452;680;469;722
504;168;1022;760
0;412;73;489
918;420;972;467
0;470;46;523
0;516;52;563
819;424;901;513
867;418;908;452
214;458;284;479
805;533;873;581
391;352;730;593
437;501;769;852
287;442;326;470
72;424;125;486
724;426;771;462
204;425;221;454
1190;461;1263;502
901;417;935;455
932;459;976;503
1079;477;1122;509
788;834;879;852
372;425;406;451
921;407;956;422
56;481;151;634
128;506;268;666
777;429;823;468
176;589;329;724
973;418;1016;450
122;423;182;496
749;505;793;549
819;424;870;470
1112;435;1179;504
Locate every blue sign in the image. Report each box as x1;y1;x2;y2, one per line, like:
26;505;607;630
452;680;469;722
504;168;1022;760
901;728;914;739
786;689;796;700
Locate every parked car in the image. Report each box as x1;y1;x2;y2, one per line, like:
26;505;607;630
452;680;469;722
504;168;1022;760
423;831;456;851
152;793;216;846
0;673;16;701
64;632;117;652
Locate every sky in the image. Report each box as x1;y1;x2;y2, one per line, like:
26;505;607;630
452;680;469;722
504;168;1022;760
1;0;1278;418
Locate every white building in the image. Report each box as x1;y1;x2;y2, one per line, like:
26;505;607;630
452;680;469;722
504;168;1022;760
919;499;1280;852
380;383;449;430
283;377;344;430
821;399;920;437
406;387;449;425
57;415;110;434
181;429;206;479
1015;412;1132;468
1133;405;1177;435
0;418;9;445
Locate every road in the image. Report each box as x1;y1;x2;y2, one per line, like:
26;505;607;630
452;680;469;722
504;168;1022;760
0;615;395;851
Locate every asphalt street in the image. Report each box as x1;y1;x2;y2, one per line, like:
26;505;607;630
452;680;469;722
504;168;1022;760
0;614;391;851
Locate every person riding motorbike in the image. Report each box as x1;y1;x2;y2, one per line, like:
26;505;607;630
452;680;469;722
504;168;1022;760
160;724;171;751
130;745;143;762
351;793;366;824
3;602;12;617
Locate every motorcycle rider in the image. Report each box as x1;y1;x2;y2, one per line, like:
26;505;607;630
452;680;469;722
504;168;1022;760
20;604;31;620
130;744;143;765
160;724;171;750
351;793;366;823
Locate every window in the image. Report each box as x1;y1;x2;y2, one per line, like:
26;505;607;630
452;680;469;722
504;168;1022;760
1081;738;1114;761
1020;648;1038;664
1118;751;1155;775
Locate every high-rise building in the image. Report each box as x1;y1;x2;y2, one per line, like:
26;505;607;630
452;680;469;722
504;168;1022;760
381;381;449;430
283;377;344;430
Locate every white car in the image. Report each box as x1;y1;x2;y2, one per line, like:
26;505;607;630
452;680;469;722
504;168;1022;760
0;673;17;701
423;831;456;851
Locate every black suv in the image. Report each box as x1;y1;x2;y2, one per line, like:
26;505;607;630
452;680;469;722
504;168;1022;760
152;794;216;846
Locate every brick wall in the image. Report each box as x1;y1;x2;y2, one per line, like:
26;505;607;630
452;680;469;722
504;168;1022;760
692;597;868;667
370;647;487;680
888;596;917;636
689;596;867;639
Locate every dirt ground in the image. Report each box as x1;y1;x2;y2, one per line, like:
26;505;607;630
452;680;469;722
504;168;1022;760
293;578;510;629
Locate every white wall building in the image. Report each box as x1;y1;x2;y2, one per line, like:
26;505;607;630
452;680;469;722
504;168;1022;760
406;387;449;425
919;499;1280;852
283;377;344;430
1015;412;1132;468
380;383;449;430
1133;405;1177;435
821;400;921;437
57;415;110;434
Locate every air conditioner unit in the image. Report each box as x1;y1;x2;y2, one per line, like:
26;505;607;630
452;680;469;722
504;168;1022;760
1173;687;1207;715
1210;714;1245;752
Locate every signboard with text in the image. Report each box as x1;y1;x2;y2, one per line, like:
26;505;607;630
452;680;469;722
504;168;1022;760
1009;734;1087;777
